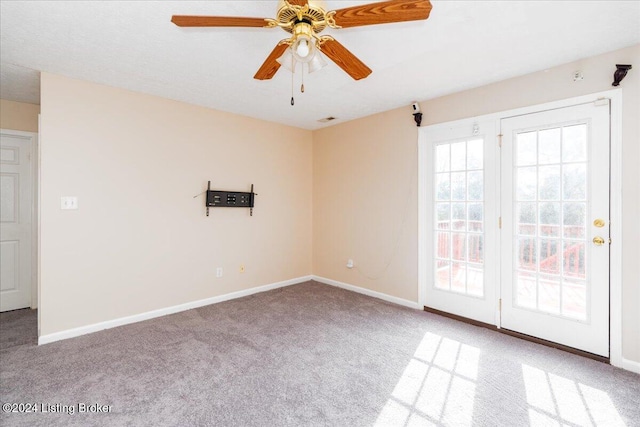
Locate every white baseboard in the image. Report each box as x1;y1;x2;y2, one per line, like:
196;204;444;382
621;357;640;374
38;275;313;345
312;275;421;310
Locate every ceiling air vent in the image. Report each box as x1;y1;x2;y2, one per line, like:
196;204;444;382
318;116;337;123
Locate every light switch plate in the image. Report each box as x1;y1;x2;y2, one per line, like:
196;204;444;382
61;196;78;210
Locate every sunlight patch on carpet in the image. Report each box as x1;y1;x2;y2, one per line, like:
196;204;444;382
522;364;626;426
374;332;480;426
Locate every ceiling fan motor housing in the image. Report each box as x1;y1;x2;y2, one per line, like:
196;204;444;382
276;0;329;34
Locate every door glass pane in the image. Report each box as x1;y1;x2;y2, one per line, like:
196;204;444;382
451;203;465;231
451;262;466;293
517;203;536;236
451;142;466;171
468;234;483;264
452;233;466;261
538;128;561;164
436;144;450;172
563;164;587;200
538;275;561;315
513;124;590;321
451;172;466;201
436;203;450;229
433;139;484;297
562;125;587;162
436;232;450;259
468;171;483;201
563;203;586;238
517;237;537;271
517;131;537;166
468;203;483;232
517;167;537;201
436;260;450;290
538;166;560;200
563;241;586;279
539;202;560;237
516;270;537;309
436;174;450;200
539;239;560;275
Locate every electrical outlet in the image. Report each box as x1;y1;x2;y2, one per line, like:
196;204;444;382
216;267;223;278
239;265;245;273
60;196;78;210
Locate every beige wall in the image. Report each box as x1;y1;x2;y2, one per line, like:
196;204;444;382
0;99;40;132
313;44;640;363
37;44;640;363
39;73;312;336
313;108;420;301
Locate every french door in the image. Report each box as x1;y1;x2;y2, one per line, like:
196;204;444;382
421;99;611;357
500;102;610;357
421;120;498;324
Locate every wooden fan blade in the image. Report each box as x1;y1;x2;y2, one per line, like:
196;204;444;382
254;43;290;80
320;39;372;80
332;0;432;28
287;0;308;6
171;15;269;28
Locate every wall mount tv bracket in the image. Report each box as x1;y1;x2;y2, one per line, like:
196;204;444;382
204;181;257;217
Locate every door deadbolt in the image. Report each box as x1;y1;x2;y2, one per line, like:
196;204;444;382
593;219;606;228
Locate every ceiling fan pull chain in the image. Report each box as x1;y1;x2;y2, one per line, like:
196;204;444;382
291;54;295;106
301;63;305;93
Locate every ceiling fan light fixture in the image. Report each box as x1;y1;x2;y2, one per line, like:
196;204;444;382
276;48;296;72
308;50;328;73
292;37;316;63
290;22;316;63
295;38;310;58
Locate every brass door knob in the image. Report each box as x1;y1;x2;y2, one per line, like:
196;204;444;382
593;236;605;246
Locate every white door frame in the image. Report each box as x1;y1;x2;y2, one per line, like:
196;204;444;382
419;89;623;367
0;128;38;310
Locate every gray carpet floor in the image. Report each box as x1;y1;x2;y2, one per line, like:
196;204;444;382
0;281;638;427
0;308;37;351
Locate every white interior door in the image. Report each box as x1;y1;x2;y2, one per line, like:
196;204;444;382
1;131;33;312
421;120;498;324
500;101;610;356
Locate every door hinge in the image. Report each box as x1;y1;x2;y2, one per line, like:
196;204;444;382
498;217;502;229
498;134;503;147
499;298;502;311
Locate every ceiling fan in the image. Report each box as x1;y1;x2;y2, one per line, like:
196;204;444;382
171;0;432;81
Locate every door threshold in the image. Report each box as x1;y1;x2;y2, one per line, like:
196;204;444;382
423;306;609;364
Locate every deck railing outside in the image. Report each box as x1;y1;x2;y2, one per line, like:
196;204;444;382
436;222;585;277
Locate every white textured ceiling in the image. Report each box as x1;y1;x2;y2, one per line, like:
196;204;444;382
1;1;639;130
